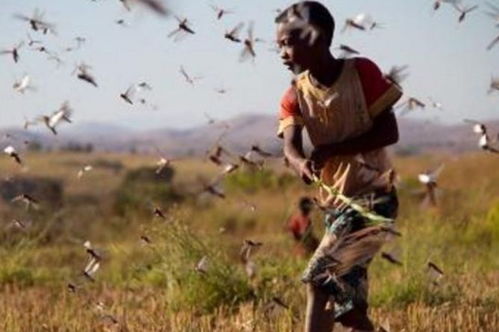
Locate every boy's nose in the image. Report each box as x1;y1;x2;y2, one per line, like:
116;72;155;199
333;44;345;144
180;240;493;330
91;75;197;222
280;49;289;60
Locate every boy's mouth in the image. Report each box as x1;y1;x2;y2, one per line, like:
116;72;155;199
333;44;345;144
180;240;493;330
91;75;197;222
283;61;294;70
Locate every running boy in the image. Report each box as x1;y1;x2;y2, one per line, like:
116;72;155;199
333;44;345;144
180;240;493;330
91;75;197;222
275;2;401;331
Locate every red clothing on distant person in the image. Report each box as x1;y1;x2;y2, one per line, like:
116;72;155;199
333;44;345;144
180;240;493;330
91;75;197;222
288;213;312;240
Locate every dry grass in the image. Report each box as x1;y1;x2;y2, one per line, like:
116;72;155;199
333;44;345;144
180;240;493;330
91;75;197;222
0;151;498;331
0;286;497;331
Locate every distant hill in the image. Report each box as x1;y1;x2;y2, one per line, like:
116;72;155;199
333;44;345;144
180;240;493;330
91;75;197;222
396;118;499;154
1;114;498;156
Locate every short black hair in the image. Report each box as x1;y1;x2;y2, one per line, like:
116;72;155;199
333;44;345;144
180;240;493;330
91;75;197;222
298;196;313;212
275;1;335;46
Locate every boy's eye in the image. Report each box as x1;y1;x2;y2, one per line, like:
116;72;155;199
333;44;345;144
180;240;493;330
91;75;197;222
280;39;291;47
286;37;299;47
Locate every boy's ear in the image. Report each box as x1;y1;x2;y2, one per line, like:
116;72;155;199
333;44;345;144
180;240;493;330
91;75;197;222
298;24;328;48
303;26;321;46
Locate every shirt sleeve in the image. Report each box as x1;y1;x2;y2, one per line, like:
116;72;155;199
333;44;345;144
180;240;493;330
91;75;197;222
277;86;303;138
355;58;403;118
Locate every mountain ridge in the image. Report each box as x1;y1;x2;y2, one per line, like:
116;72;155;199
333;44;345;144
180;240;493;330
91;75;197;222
1;114;498;155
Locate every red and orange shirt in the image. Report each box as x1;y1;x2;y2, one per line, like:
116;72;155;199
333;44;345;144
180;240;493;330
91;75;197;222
277;58;402;205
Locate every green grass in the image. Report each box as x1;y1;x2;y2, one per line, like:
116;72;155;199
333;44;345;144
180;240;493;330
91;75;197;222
0;152;498;331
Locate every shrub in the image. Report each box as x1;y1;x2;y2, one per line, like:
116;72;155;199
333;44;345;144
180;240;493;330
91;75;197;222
0;238;50;287
394;145;421;157
224;168;296;194
92;158;124;174
113;166;183;216
60;141;93;153
486;200;499;242
0;176;64;209
134;221;255;314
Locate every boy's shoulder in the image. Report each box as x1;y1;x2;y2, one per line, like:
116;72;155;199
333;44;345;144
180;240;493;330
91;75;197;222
278;57;402;122
279;57;385;98
352;57;386;83
353;56;381;71
352;57;403;116
279;82;299;120
282;57;384;89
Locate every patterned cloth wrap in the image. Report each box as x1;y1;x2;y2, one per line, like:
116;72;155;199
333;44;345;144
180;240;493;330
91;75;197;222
301;189;399;319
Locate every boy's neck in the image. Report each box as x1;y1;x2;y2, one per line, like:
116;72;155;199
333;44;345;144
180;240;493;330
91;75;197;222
300;211;310;217
307;52;343;88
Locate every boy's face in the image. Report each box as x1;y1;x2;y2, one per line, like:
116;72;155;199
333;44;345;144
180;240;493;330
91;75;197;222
276;22;323;73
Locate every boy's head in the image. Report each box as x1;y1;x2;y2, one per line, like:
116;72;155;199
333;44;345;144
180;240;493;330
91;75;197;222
275;1;335;73
298;196;313;215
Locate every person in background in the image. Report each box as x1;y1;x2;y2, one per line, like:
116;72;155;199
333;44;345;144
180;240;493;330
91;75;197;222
288;196;319;255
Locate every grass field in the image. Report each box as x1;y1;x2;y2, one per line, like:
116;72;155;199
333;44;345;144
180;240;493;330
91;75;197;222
0;151;498;331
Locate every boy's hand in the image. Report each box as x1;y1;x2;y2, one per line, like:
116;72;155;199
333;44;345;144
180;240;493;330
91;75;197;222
296;159;315;184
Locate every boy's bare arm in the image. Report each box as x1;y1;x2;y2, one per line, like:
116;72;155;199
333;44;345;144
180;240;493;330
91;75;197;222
311;109;399;167
283;125;315;183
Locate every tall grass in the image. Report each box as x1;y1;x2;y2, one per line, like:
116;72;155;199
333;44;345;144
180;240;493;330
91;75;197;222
0;152;498;331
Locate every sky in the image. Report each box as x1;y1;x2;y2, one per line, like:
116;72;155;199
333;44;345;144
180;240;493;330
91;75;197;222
0;0;498;130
